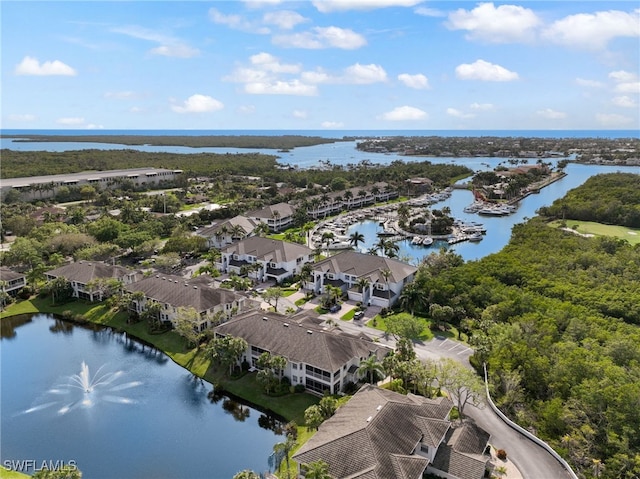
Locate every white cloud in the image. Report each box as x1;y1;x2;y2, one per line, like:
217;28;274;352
85;124;104;130
470;102;494;110
537;108;567;119
171;94;224;113
543;10;640;50
243;0;284;7
273;26;366;49
209;8;270;34
616;82;640;94
150;44;199;58
263;10;308;30
111;25;200;58
446;3;540;43
15;56;76;76
245;80;318;95
455;59;519;81
8;114;37;122
398;73;429;89
575;78;604;88
250;52;301;73
447;108;475;119
344;63;387;84
414;6;446;17
300;63;387;85
292;109;308;119
611;96;637;108
321;121;345;128
56;117;85;125
378;106;427;121
609;70;638;83
596;113;634;127
313;0;422;13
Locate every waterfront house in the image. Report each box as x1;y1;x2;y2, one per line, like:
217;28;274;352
310;251;418;308
214;311;389;394
0;267;27;296
293;384;492;479
44;261;137;301
246;202;296;232
124;274;244;331
217;236;314;284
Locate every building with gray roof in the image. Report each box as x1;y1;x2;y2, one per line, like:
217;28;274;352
214;311;389;394
45;261;138;301
293;384;491;479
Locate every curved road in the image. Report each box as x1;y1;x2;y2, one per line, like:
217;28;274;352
334;320;572;479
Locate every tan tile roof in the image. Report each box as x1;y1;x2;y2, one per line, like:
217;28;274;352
293;385;454;479
214;311;385;372
124;274;241;312
313;251;417;284
45;261;130;284
220;236;312;263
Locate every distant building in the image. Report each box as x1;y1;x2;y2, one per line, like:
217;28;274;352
0;267;27;296
1;168;182;202
246;202;296;232
45;261;138;301
124;274;245;331
196;215;260;249
217;236;314;284
310;251;418;308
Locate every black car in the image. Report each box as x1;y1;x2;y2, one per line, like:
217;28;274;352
329;304;341;313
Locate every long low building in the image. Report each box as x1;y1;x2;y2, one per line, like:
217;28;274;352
1;167;183;201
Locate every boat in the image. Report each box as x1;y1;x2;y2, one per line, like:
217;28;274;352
326;241;352;250
411;236;422;245
422;237;434;246
468;233;483;242
377;229;396;237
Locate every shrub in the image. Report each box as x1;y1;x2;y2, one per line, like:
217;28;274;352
294;384;306;393
496;449;507;460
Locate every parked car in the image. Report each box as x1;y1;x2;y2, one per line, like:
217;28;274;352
353;310;365;320
329;304;341;313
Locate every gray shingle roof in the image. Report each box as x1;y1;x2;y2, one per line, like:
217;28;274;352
430;423;491;479
313;251;417;284
45;261;131;284
293;385;454;479
197;215;258;237
214;311;385;372
221;236;312;263
124;274;241;312
0;267;26;282
246;202;296;220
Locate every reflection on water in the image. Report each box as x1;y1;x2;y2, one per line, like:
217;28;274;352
1;314;281;478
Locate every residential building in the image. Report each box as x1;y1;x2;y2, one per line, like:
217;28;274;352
293;384;492;479
45;261;138;301
0;267;27;296
246;202;296;232
196;215;260;249
311;251;418;308
214;311;390;394
1;168;182;202
217;236;314;284
124;274;245;331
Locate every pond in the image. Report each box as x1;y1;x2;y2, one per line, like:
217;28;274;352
1;314;282;479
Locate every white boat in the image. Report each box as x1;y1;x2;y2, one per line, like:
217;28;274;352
326;240;352;250
411;236;422;245
468;233;483;242
422;237;434;246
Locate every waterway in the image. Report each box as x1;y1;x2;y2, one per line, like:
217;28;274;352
1;314;281;479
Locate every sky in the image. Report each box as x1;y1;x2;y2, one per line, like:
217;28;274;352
1;0;639;131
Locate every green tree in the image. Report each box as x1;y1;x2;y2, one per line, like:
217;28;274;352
263;287;284;311
302;460;333;479
438;359;484;420
274;433;298;479
173;306;202;349
349;231;365;249
206;335;248;376
32;465;82;479
232;470;259;479
356;355;385;384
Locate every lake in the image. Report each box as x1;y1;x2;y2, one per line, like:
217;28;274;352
1;314;282;479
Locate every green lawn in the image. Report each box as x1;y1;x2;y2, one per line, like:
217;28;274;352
0;468;29;479
340;309;355;321
550;220;640;245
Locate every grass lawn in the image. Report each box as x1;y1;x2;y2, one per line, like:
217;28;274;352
340;309;355;321
0;468;29;479
549;220;640;245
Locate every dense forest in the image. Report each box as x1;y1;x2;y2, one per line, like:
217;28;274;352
1;134;342;149
538;173;640;227
412;221;640;478
0;149;472;191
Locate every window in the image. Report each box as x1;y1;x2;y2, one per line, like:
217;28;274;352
292;363;298;370
305;378;330;394
292;376;298;383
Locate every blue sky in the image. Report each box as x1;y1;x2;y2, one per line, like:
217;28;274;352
2;1;639;130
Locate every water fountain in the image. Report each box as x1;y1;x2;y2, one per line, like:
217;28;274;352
22;361;142;416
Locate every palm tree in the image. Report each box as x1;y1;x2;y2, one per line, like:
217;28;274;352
254;222;270;237
303;460;333;479
399;282;425;316
356;277;370;304
348;231;365;250
380;269;392;304
274;434;297;479
321;231;335;254
356;355;385;384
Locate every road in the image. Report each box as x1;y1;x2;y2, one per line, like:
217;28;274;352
335;319;573;479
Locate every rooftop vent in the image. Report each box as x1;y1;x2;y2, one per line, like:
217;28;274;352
262;317;268;321
307;330;313;334
366;416;372;422
283;323;289;327
193;286;198;289
376;405;382;411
